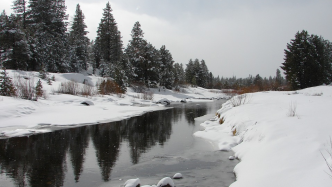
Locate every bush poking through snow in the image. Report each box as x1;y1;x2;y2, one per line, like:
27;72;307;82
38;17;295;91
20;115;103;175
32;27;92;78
321;138;332;179
230;93;251;107
219;117;225;125
288;101;297;117
57;80;80;95
81;84;95;97
142;91;154;100
14;73;35;100
99;79;124;95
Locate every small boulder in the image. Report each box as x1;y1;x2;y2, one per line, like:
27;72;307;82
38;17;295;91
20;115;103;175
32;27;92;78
124;178;140;187
173;173;183;179
156;177;174;187
229;156;235;160
80;100;94;106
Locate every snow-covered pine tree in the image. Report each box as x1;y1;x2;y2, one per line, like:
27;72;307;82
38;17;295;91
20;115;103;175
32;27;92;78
13;0;27;29
125;21;147;85
159;45;174;89
95;2;122;77
68;4;89;72
0;11;29;70
197;59;209;88
0;68;16;96
185;59;194;85
27;0;69;73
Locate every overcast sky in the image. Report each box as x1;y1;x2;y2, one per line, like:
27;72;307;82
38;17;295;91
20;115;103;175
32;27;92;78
2;0;332;78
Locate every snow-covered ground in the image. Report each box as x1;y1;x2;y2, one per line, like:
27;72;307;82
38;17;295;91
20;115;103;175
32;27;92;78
194;85;332;187
0;70;227;138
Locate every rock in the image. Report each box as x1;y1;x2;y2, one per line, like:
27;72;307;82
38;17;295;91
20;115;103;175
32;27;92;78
173;173;183;179
124;178;140;187
156;98;171;105
229;156;235;160
156;177;174;187
80;100;94;106
180;99;186;103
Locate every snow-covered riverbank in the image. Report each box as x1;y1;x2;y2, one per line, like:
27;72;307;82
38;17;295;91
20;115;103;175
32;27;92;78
0;70;227;138
195;85;332;187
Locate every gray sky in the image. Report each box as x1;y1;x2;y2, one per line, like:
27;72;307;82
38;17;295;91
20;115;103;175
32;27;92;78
2;0;332;78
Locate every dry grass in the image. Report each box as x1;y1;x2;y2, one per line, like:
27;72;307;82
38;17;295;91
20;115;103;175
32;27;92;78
288;101;297;117
13;73;36;100
230;93;251;107
219;117;225;125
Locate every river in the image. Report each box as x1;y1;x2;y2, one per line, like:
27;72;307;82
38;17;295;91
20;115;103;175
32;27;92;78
0;100;238;187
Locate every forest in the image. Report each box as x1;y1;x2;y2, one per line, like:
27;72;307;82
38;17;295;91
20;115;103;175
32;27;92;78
1;0;331;97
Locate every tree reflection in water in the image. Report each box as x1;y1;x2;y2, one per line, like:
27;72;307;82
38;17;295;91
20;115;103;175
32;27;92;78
0;102;212;186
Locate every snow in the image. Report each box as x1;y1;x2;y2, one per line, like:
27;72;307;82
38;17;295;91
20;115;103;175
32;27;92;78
124;178;140;187
172;173;183;179
156;177;174;187
0;70;227;138
194;85;332;187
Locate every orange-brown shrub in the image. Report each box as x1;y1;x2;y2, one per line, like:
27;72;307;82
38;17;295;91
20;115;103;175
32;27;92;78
99;79;124;95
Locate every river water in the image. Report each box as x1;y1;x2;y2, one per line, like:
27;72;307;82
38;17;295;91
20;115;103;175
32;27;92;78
0;100;238;187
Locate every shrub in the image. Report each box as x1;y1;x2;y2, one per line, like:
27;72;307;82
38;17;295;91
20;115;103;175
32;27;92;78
219;117;225;125
232;128;237;136
131;82;146;93
142;91;154;100
288;101;297;117
230;93;251;107
99;79;124;95
57;80;80;95
14;73;35;100
321;138;332;178
81;83;95;97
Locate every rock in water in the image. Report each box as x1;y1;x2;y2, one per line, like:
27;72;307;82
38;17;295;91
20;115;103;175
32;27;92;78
124;178;141;187
173;173;183;179
229;156;235;160
156;177;174;187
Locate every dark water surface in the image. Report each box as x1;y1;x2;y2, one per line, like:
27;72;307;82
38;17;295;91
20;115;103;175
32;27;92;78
0;100;238;187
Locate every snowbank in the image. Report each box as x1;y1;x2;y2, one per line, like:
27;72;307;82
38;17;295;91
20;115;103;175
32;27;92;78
194;86;332;187
0;70;227;138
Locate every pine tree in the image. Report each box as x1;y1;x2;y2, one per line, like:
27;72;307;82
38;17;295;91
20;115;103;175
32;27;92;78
12;0;27;29
0;68;16;96
27;0;69;73
281;30;332;89
69;4;89;72
95;2;123;77
185;59;194;85
159;45;174;89
35;79;43;98
0;12;29;70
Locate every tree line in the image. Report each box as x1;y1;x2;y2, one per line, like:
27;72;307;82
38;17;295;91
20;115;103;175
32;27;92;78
2;1;329;94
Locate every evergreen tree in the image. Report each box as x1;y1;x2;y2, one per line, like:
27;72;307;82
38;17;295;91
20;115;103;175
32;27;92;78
0;68;16;96
197;59;209;87
27;0;69;73
35;79;43;98
185;59;194;85
281;30;332;89
125;21;147;85
159;45;174;89
0;12;29;70
95;2;123;77
12;0;27;29
68;4;89;72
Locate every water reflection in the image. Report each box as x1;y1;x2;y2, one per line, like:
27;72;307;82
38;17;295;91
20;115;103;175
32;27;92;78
0;102;216;186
